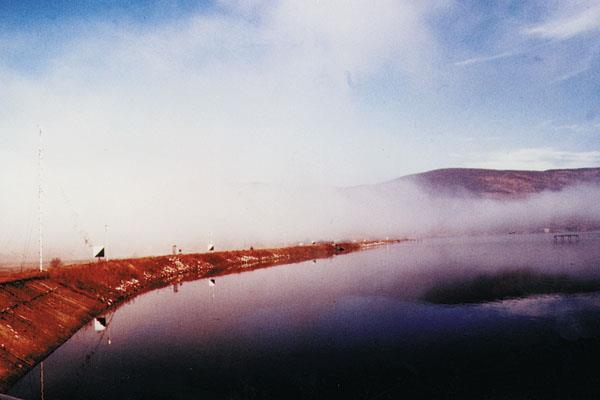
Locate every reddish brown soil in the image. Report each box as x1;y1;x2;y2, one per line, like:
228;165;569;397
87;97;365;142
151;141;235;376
0;240;399;391
0;270;46;286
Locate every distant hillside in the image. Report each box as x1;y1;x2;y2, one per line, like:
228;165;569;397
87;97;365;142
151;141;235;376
384;167;600;199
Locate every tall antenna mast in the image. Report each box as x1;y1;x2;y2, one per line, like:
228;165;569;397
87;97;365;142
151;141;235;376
38;127;43;272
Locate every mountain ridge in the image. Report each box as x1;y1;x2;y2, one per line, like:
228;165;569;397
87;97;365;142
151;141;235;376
382;167;600;199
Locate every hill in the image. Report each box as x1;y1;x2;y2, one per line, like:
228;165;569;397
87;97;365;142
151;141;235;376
383;167;600;199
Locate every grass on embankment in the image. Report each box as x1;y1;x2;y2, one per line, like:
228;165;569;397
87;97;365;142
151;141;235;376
423;269;600;304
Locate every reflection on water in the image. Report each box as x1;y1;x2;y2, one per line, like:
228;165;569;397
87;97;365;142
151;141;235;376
10;233;600;399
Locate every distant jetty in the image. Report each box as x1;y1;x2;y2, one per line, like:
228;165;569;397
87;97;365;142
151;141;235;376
0;240;400;391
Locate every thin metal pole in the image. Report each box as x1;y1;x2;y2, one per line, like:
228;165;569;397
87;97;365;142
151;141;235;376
38;127;43;272
104;224;108;261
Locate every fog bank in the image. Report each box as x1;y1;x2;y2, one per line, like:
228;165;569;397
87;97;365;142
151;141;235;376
2;178;600;263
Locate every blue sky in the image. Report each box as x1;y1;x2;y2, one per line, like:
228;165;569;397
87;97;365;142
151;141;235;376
1;0;599;182
1;0;600;258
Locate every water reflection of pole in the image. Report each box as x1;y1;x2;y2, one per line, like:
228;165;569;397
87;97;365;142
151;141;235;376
107;321;112;345
70;313;114;396
208;278;216;301
40;361;44;400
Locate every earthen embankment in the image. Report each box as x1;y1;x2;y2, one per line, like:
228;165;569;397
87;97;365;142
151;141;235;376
0;240;399;391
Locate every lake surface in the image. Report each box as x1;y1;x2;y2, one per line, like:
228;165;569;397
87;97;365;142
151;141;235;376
10;233;600;399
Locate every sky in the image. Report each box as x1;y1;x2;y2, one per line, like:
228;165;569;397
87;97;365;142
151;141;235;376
1;0;600;259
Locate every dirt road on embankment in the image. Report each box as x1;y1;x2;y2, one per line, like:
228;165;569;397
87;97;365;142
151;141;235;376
0;240;399;391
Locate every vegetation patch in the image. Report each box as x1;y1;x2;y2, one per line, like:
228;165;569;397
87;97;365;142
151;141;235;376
423;270;600;304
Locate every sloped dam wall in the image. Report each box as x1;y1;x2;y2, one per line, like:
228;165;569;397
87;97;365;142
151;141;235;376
0;241;394;391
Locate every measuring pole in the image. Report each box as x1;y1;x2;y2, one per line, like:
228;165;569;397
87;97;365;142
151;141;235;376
104;224;109;261
38;127;44;272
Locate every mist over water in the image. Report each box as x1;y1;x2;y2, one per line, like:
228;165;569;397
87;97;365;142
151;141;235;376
10;234;600;399
2;179;600;262
1;0;599;266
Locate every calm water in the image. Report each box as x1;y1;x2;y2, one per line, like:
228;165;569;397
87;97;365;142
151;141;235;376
10;233;600;399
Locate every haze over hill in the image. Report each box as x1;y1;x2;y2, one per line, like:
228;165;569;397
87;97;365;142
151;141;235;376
342;166;600;241
3;166;600;264
383;167;600;199
3;1;600;264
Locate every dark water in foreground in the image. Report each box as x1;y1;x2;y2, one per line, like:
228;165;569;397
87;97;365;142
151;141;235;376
10;233;600;399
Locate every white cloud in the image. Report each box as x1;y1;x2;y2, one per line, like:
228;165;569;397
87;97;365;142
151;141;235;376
2;2;599;261
469;148;600;170
537;119;600;134
523;2;600;39
1;1;444;186
0;1;448;259
455;1;600;75
454;50;519;67
267;0;443;79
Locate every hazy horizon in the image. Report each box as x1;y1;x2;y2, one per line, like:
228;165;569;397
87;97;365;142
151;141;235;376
2;175;600;263
2;1;600;261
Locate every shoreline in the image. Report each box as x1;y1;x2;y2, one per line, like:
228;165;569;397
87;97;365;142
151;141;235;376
0;240;400;391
